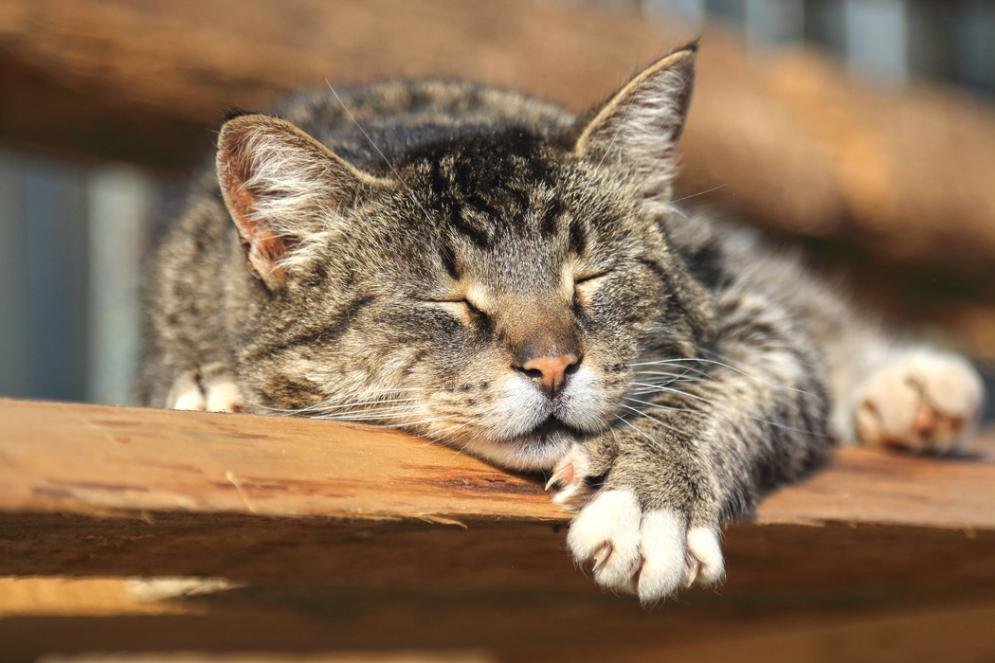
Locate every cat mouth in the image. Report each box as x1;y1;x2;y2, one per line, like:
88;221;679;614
510;415;586;443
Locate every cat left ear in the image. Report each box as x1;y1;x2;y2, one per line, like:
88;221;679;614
574;43;697;200
216;114;395;289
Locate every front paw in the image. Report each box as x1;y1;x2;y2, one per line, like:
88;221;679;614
566;488;724;603
167;367;245;413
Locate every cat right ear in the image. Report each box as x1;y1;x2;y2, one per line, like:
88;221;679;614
573;43;697;202
216;114;395;289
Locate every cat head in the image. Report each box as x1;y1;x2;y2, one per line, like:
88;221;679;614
215;44;711;470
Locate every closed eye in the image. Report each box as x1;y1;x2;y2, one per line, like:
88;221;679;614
423;298;489;323
426;297;482;311
572;270;612;308
574;271;611;285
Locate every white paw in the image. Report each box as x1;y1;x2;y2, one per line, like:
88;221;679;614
566;488;724;603
854;350;984;454
168;370;206;411
204;380;245;413
167;370;245;413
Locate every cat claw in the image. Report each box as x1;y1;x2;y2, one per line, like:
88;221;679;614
544;463;574;492
591;541;613;571
548;444;594;510
684;556;699;588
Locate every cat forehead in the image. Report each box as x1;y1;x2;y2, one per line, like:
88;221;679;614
403;128;562;185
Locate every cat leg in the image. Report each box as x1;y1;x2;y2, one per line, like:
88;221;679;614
166;364;245;413
559;297;831;603
850;348;983;454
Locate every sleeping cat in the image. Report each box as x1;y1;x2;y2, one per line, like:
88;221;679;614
139;44;984;603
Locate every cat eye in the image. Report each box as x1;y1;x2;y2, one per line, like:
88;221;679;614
425;298;487;319
574;271;611;285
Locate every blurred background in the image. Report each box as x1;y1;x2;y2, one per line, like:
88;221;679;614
0;0;993;417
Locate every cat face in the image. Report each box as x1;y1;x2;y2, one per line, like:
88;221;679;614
217;46;705;469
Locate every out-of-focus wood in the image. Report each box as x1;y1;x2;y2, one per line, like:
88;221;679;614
1;399;994;659
1;0;994;273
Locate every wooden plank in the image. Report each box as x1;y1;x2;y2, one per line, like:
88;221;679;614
0;1;994;274
0;397;993;595
2;399;993;529
1;399;994;659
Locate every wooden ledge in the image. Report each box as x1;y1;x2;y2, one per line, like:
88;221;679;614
1;398;992;529
2;398;994;659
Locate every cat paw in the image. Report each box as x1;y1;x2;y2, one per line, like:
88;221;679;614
566;488;724;604
854;350;984;454
167;369;245;413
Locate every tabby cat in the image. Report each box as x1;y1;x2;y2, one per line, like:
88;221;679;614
140;44;984;603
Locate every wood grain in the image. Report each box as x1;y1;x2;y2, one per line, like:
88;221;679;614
1;398;994;659
2;399;993;529
1;0;994;274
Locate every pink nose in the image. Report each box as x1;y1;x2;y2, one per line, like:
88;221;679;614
518;353;580;393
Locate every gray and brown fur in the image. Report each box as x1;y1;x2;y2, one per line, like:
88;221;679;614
140;44;984;601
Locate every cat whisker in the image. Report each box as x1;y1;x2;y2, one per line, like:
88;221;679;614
622;396;826;438
325;81;436;228
618;404;688;438
669;183;726;204
633;355;822;404
627;382;713;405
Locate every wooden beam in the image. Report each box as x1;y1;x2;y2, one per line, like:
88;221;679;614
2;399;993;528
1;398;995;659
1;1;994;274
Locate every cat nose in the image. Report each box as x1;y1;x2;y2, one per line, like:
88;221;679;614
515;353;581;394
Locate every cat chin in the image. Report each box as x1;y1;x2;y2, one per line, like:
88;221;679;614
459;431;575;471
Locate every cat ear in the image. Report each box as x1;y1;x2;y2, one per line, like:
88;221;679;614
573;43;697;201
216;114;394;289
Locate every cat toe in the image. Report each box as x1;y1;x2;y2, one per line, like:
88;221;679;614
204;380;245;413
686;525;725;585
855;350;983;454
567;488;642;592
636;515;724;602
636;509;687;603
168;370;206;411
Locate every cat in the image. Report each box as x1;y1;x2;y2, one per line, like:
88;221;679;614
139;43;985;603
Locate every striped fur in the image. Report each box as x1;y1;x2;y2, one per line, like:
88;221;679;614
140;45;983;603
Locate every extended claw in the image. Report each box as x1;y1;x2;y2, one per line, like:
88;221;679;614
591;541;613;571
684;554;700;588
545;461;575;492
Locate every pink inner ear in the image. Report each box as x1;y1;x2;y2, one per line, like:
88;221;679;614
221;151;290;287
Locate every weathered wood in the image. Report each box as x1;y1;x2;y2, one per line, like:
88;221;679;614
2;399;993;529
1;0;994;274
1;398;994;660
